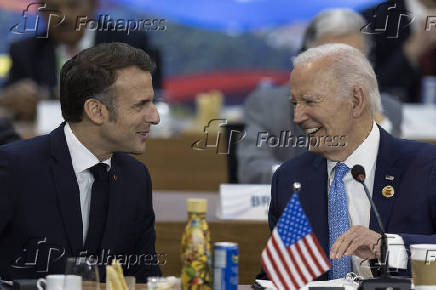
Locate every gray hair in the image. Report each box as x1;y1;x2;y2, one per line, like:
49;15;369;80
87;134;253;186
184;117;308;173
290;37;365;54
302;9;370;55
293;43;382;113
92;92;117;121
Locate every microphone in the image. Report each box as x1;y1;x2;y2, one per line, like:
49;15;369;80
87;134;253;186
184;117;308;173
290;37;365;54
351;165;411;289
351;165;386;234
351;164;388;277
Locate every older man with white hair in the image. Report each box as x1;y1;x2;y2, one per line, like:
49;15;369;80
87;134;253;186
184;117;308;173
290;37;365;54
237;9;403;185
264;43;436;281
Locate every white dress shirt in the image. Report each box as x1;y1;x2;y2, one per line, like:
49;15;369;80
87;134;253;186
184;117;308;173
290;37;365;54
327;122;407;277
64;123;111;244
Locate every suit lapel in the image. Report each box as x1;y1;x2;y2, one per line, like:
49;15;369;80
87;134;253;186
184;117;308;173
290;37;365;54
101;154;125;250
370;127;403;232
299;154;329;255
49;123;83;255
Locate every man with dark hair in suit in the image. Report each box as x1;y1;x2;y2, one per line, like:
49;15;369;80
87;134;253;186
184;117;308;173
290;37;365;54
0;42;161;281
265;43;436;280
0;0;161;120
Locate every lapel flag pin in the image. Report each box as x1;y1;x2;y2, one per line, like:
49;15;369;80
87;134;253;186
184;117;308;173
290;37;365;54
113;174;118;181
382;185;394;198
385;175;394;181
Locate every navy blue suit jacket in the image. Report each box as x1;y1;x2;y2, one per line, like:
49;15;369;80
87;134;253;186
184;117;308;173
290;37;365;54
268;127;436;280
0;124;161;282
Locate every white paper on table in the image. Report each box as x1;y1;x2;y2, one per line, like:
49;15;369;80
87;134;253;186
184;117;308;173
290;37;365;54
255;279;359;290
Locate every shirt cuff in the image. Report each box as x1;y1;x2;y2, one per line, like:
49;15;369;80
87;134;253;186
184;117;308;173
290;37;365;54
386;233;408;270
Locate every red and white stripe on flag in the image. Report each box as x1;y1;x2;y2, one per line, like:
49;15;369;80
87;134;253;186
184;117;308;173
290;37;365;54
261;229;330;289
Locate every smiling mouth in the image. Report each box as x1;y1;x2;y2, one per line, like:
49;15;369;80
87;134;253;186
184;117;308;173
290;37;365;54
305;127;320;135
137;132;149;136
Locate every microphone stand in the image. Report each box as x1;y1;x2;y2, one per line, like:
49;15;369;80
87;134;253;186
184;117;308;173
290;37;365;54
355;178;410;290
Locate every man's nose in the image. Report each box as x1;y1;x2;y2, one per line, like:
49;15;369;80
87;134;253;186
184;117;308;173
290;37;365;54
148;104;160;125
292;103;307;125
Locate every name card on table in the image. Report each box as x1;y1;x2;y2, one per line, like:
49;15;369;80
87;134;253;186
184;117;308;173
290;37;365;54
219;184;271;220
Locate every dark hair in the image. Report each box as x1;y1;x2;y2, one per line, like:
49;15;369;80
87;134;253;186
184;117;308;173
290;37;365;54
60;42;156;122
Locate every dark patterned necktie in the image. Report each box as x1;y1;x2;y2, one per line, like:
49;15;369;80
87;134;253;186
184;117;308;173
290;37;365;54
84;163;110;254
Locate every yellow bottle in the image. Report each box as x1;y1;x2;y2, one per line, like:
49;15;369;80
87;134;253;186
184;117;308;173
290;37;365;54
181;199;211;289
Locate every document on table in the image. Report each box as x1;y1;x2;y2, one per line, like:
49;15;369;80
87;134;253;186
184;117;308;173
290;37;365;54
255;279;359;289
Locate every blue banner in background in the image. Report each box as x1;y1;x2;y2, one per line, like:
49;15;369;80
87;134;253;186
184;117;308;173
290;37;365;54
111;0;385;31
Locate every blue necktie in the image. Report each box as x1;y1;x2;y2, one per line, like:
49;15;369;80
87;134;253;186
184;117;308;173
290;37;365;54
328;162;351;279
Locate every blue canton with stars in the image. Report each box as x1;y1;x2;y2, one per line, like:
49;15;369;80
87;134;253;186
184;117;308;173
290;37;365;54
276;193;312;247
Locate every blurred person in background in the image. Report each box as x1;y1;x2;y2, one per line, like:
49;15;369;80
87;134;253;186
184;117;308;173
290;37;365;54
362;0;436;102
0;0;162;120
237;9;404;184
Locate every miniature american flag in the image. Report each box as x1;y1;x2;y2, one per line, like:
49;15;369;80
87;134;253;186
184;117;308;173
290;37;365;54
261;193;330;289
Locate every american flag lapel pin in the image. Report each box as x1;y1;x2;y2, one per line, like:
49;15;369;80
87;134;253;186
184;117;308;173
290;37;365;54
385;175;394;181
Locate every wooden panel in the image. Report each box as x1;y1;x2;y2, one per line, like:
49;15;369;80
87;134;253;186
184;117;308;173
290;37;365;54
134;134;228;191
155;221;269;285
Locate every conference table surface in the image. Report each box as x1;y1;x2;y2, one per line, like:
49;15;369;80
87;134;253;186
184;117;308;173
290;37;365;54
87;284;252;289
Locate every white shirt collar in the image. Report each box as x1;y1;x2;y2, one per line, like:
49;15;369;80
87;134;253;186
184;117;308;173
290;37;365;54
64;123;111;174
327;122;380;178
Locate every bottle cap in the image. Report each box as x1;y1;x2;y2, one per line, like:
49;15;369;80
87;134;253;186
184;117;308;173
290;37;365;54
187;199;207;213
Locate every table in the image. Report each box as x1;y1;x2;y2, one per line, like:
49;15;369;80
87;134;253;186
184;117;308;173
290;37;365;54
155;221;269;285
89;284;252;289
153;191;269;284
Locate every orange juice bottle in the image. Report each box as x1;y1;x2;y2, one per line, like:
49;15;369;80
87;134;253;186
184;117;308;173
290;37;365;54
181;199;211;289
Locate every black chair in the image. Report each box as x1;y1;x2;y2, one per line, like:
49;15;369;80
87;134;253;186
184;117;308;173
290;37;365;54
222;122;245;184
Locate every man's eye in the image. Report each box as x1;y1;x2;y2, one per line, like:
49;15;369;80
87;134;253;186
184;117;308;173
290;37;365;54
290;100;297;106
304;100;315;105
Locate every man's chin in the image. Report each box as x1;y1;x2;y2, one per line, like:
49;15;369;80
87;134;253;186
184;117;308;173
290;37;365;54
308;145;333;158
130;145;147;155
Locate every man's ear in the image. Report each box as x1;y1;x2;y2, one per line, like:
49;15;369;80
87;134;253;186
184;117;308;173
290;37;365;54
83;99;108;124
351;86;367;118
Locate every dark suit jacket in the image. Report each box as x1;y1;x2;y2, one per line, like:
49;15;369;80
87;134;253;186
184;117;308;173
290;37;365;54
0;118;20;145
4;30;162;96
265;127;436;280
0;123;161;282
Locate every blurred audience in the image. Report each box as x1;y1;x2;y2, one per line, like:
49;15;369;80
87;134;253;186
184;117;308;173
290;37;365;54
362;0;436;102
0;0;161;120
237;9;404;184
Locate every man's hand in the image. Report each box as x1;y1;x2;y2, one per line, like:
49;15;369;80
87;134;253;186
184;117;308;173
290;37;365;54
0;80;47;121
330;225;381;260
